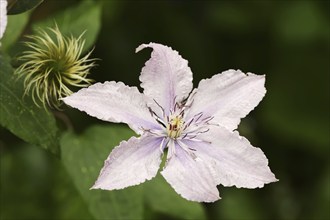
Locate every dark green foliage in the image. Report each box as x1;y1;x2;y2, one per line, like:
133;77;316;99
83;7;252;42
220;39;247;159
0;52;60;155
7;0;43;15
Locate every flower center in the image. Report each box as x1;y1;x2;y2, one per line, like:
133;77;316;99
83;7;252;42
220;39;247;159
166;115;184;139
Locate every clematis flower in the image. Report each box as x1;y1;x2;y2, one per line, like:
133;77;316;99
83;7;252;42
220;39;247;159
63;43;277;202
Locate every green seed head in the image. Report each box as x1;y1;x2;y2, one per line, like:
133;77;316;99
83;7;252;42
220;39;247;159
15;25;96;109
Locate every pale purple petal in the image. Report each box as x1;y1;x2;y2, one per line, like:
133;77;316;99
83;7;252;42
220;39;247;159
92;135;164;190
0;0;7;41
190;126;278;188
136;43;193;115
186;69;266;131
161;141;220;203
63;81;159;134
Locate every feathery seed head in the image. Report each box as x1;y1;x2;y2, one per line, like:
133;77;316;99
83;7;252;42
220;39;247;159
15;25;96;109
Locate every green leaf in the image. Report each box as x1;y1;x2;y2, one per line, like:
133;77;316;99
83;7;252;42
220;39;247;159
144;174;207;220
0;51;60;155
0;143;94;220
1;12;30;52
60;125;144;220
7;0;43;15
33;0;101;54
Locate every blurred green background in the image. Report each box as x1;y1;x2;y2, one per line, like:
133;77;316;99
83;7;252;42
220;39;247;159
1;0;329;219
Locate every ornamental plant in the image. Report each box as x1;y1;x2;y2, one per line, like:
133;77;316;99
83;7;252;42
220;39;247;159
63;43;277;202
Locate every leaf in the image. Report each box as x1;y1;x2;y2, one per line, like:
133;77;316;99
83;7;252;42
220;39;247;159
7;0;43;15
0;143;94;220
60;125;144;220
143;174;207;220
33;0;101;54
0;51;60;155
1;12;30;51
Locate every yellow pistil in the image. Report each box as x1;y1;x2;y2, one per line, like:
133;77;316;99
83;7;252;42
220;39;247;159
166;115;184;139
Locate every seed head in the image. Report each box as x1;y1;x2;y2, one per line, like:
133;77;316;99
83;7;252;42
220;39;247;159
15;25;96;109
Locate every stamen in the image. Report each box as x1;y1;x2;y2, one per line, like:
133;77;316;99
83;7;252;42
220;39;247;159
172;95;177;110
179;109;185;117
188;135;197;139
182;89;196;110
167;139;176;160
202;116;214;124
166;114;184;139
181;96;189;106
148;106;166;128
141;127;165;137
184;98;194;109
153;99;165;118
148;106;154;116
182;133;188;139
177;141;197;160
155;118;166;128
184;118;194;129
194;112;203;122
159;137;168;153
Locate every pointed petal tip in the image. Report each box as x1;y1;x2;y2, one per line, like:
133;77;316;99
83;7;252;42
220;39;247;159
90;182;101;190
265;170;279;184
60;95;75;107
135;42;154;53
60;97;70;106
202;193;221;203
60;96;69;103
180;193;221;203
208;196;221;203
135;44;147;53
271;176;280;183
136;42;165;53
188;192;221;203
89;181;114;191
89;186;97;190
245;175;279;189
